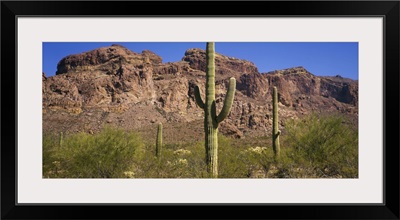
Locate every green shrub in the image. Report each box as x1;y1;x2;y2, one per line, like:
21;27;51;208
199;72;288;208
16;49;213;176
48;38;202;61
133;141;209;178
283;113;358;178
43;114;358;178
43;127;144;178
218;135;270;178
43;133;60;177
217;135;248;178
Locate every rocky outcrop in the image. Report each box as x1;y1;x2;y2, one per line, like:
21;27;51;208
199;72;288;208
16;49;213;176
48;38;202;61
153;61;191;76
155;77;189;113
44;44;157;110
182;48;259;79
56;44;162;75
43;45;358;140
237;72;270;99
320;75;358;105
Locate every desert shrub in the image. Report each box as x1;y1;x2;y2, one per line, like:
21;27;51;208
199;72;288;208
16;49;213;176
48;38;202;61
133;140;208;178
43;126;144;178
135;135;263;178
43;133;61;177
218;135;269;178
283;113;358;178
44;114;357;178
183;142;210;178
217;135;247;178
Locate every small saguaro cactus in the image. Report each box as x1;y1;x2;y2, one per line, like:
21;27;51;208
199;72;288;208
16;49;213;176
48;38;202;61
156;122;163;158
194;42;236;178
272;86;281;158
59;132;64;147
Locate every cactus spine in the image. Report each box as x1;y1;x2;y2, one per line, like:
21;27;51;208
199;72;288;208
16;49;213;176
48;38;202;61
194;42;236;178
156;123;162;158
272;86;281;157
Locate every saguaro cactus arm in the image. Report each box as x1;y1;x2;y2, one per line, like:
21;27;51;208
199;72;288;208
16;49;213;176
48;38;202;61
194;86;205;109
216;77;236;123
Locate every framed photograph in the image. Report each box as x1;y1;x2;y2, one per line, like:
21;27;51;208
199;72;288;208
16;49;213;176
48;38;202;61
2;1;399;219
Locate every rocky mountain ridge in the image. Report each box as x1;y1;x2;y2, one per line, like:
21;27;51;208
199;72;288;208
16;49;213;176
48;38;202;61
43;44;358;141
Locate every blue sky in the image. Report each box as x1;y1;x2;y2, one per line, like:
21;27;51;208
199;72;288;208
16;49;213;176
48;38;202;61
43;42;358;79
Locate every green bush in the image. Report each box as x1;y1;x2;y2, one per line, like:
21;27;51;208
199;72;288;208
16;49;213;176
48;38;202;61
134;135;262;178
43;114;358;178
217;135;247;178
133;141;209;178
218;135;259;178
283;113;358;178
43;127;144;178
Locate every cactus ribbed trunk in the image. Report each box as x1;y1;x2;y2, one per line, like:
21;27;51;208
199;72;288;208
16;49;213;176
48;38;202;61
194;42;236;178
156;123;162;158
204;42;218;177
272;86;281;158
206;125;218;176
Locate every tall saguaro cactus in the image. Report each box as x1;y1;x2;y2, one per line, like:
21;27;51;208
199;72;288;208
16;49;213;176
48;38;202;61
156;122;163;158
194;42;236;178
272;86;281;158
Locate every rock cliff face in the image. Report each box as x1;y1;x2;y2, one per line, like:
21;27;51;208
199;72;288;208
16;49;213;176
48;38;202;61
182;48;259;78
43;44;358;141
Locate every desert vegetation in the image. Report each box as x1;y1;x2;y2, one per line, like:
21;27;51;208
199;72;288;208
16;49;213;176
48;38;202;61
43;113;358;178
43;42;358;179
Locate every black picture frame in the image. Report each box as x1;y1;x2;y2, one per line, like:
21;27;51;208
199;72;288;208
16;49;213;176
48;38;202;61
1;1;399;219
